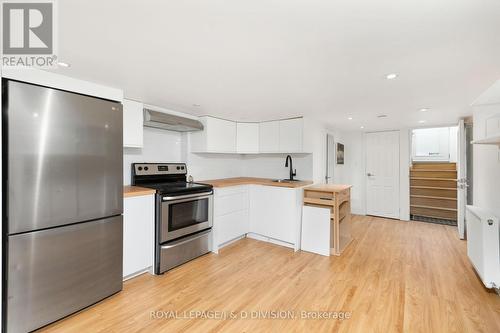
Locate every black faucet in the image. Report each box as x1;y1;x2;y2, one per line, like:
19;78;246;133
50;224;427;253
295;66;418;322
285;155;297;181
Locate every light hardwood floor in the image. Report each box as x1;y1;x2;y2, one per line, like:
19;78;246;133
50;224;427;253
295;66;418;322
40;215;500;333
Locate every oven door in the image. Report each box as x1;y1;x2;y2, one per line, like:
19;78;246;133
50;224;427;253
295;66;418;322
160;192;213;243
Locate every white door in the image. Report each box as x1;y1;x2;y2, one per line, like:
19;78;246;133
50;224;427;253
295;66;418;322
366;131;400;219
457;120;466;239
325;134;335;183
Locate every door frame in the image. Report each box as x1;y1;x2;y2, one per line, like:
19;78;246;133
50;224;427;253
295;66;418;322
457;119;466;239
365;130;401;219
325;133;335;184
408;123;461;225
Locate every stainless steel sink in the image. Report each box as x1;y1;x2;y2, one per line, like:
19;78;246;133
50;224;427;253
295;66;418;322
272;179;301;183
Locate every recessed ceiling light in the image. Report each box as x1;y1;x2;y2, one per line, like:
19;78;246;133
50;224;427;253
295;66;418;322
418;120;426;124
348;117;353;120
377;114;388;118
419;108;429;112
360;126;365;129
386;73;398;80
57;62;71;68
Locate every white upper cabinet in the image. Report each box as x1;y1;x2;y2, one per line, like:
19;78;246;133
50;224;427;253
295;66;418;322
190;116;304;154
237;123;259;153
191;116;237;153
123;99;143;148
279;118;303;153
259;121;280;153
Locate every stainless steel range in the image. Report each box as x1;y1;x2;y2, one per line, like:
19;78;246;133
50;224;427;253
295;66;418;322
131;163;213;274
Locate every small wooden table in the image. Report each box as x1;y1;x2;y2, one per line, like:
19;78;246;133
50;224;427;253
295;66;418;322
303;184;353;255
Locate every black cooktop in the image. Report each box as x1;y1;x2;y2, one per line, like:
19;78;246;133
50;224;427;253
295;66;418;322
141;181;212;196
131;163;212;196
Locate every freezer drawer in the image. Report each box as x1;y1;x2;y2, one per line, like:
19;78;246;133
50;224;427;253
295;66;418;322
158;229;211;274
4;79;123;234
6;216;123;333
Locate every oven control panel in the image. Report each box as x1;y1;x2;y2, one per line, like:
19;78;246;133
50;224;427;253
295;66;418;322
133;163;187;176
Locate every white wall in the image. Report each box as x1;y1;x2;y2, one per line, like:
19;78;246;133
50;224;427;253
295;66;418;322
335;131;366;215
181;133;245;181
123;127;183;185
242;154;313;180
473;104;500;217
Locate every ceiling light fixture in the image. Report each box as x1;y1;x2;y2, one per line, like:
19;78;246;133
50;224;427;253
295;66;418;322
192;104;201;107
386;73;398;80
418;120;426;124
419;108;429;112
360;126;365;129
348;117;353;120
57;62;71;68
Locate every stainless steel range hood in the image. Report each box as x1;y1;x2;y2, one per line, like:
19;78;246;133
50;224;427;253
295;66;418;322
143;109;204;132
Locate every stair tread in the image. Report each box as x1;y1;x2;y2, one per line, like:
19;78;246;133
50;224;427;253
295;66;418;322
410;176;457;181
410;186;457;190
410;204;457;212
410;169;457;172
410;195;457;200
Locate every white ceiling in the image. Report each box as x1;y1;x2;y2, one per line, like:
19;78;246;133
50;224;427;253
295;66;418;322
54;0;500;131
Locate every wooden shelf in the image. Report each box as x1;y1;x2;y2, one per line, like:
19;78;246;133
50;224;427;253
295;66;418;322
303;197;335;207
471;135;500;145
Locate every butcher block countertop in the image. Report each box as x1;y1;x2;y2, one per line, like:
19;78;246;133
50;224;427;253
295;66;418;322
199;177;313;188
304;184;352;193
123;185;156;198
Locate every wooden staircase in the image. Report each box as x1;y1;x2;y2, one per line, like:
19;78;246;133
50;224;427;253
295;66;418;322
410;162;457;221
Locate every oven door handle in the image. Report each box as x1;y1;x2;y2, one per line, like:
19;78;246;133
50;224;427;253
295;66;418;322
162;191;213;201
161;229;211;249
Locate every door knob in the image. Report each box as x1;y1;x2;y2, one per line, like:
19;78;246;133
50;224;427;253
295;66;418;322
367;173;375;177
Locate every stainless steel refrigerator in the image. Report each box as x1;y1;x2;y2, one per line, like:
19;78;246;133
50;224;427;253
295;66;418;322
2;79;124;332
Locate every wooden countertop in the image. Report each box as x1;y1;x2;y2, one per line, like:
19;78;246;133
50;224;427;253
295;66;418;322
123;185;156;198
199;177;313;188
304;184;352;193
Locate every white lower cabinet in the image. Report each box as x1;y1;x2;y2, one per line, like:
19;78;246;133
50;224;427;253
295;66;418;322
212;185;303;252
216;210;249;245
213;186;249;251
249;185;302;247
123;194;155;279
